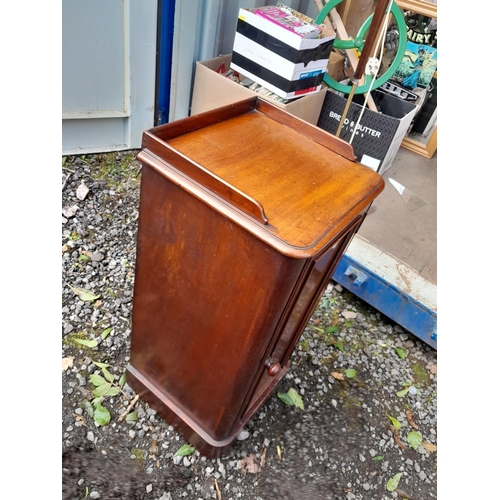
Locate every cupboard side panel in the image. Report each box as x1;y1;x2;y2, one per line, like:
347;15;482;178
129;163;304;440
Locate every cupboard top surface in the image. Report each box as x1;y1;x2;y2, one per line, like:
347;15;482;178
142;98;384;253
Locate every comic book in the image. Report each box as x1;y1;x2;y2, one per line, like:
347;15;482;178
253;5;322;39
392;41;437;90
391;13;437;90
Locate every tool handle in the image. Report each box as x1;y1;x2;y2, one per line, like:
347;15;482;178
353;0;391;81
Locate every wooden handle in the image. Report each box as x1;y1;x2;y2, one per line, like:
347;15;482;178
353;0;391;81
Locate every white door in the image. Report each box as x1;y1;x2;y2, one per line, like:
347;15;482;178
62;0;157;154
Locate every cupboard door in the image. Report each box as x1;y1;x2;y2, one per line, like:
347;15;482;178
238;216;364;423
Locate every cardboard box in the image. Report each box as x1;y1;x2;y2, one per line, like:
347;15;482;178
327;51;345;83
316;89;418;174
190;54;327;126
230;8;335;99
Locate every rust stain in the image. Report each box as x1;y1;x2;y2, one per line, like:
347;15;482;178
397;263;412;292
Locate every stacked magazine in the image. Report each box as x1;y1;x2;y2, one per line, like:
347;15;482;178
253;5;322;39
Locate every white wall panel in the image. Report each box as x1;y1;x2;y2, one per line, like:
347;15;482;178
62;0;157;154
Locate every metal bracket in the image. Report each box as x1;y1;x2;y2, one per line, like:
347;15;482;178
431;323;437;342
345;265;368;286
365;57;380;76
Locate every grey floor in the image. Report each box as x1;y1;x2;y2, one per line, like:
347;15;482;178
358;146;437;285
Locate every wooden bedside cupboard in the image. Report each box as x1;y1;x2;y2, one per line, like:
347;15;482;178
126;97;384;457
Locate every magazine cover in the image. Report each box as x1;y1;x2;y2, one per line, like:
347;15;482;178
392;41;437;90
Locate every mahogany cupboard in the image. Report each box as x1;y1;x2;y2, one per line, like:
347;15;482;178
126;97;384;457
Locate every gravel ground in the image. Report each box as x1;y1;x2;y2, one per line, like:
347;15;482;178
62;151;437;500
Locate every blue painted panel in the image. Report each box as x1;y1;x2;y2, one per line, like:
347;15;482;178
333;255;437;350
156;0;176;125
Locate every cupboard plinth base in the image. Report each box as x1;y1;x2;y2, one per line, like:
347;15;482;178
126;363;289;458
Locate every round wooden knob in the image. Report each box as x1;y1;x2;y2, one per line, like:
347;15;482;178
267;362;281;377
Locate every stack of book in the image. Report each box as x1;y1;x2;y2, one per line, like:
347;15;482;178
230;6;335;99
